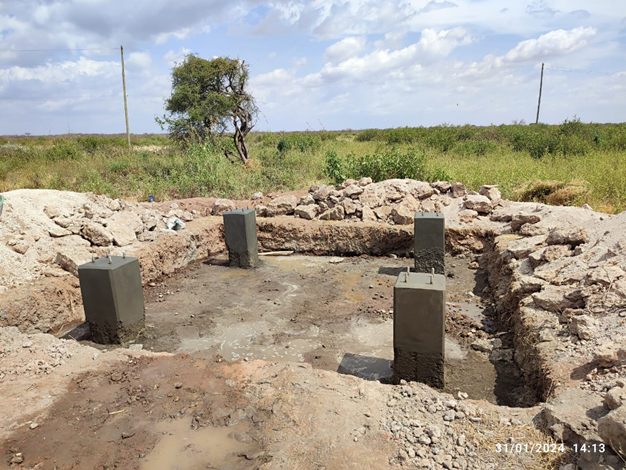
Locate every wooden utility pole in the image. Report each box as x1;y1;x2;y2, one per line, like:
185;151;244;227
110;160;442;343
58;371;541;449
535;62;544;124
120;45;131;148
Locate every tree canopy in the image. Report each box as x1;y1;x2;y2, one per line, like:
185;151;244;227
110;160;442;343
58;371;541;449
157;55;258;164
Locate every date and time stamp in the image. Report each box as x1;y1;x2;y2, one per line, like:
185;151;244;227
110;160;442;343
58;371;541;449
494;442;607;454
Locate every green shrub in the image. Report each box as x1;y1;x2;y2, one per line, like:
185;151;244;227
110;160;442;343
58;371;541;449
343;147;449;182
355;129;385;142
277;133;320;152
45;139;81;162
324;150;345;185
453;140;497;157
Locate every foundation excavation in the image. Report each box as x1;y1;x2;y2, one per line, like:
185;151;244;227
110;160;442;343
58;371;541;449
1;181;625;470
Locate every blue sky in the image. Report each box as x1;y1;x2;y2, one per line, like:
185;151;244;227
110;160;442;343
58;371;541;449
0;0;624;135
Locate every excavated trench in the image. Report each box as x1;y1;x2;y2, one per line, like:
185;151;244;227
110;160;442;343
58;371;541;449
69;223;547;408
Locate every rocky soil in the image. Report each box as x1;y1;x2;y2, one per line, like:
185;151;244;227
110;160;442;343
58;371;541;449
1;179;625;469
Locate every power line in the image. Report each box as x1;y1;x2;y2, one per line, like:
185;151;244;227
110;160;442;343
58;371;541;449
0;48;119;52
546;64;623;77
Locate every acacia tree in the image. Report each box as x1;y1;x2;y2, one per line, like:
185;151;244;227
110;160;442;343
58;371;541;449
157;55;258;164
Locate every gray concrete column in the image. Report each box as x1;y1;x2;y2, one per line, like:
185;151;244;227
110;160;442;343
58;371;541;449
223;209;259;268
414;212;445;275
78;255;145;344
393;270;446;388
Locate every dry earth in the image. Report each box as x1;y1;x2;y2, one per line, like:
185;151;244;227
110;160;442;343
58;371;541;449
1;178;625;469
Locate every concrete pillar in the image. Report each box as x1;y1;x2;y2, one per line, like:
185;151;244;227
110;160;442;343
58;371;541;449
223;209;259;268
414;212;445;275
78;255;145;344
393;270;445;388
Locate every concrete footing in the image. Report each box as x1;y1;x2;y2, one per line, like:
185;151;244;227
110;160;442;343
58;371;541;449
223;209;259;268
414;212;445;275
393;270;446;388
77;255;145;344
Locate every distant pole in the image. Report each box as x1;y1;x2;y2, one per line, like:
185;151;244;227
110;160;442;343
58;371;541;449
535;62;544;124
121;45;131;148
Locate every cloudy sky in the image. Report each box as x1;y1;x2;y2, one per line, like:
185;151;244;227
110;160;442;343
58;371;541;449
0;0;625;135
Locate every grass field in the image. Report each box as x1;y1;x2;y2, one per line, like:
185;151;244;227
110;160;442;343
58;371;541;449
1;121;625;213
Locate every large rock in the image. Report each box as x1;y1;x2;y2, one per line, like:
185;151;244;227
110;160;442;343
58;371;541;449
212;199;235;216
595;342;626;369
463;194;492;214
479;185;501;203
543;388;606;444
318;205;345;221
266;195;298;217
605;386;625;410
598;405;626;457
343;184;363;198
358;177;373;187
360;184;386;209
569;315;598;340
458;209;478;224
106;211;143;247
82;222;113;246
587;263;625;287
407;181;435;200
361;206;377;222
312;185;331;201
55;246;93;277
379;179;407;202
511;212;541;231
374;206;392;221
48;226;72;238
421;199;443;213
431;181;451;194
506;235;546;259
490;208;513;222
533;286;584;313
451;182;467;198
391;194;420;225
543;245;572;262
299;194;316;206
294;204;319;220
341;199;357;216
546;227;589;246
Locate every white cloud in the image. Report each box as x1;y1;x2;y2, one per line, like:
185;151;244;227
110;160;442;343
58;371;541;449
421;1;458;14
526;0;558;19
502;27;596;63
324;36;367;64
163;48;191;67
126;52;152;70
0;57;118;84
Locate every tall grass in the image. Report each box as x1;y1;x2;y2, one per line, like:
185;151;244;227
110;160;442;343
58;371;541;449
1;121;625;213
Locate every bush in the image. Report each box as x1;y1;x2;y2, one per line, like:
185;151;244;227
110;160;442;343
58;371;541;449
355;129;385;142
339;147;450;183
324;151;345;185
276;133;320;152
45;139;81;162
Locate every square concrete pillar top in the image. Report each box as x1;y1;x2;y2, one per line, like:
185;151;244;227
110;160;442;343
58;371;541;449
414;212;445;251
223;208;258;253
393;271;446;354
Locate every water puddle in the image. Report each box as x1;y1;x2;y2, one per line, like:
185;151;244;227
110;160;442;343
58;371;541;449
141;419;251;470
